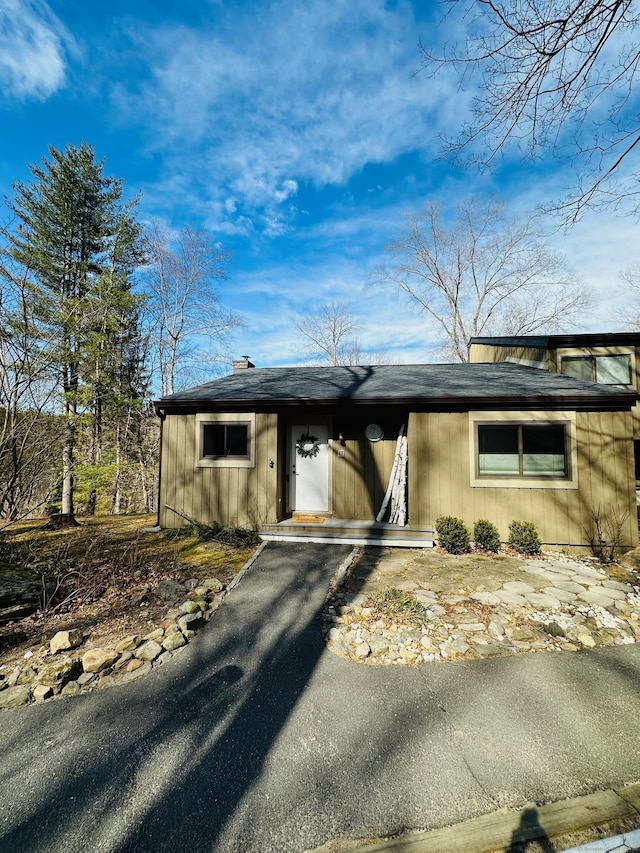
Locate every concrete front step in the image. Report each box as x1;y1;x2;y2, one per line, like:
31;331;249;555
259;519;435;548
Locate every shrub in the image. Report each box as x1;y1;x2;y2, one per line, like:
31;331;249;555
473;519;501;553
435;516;470;554
584;505;629;563
507;520;541;555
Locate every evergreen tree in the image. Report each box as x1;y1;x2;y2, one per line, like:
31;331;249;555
3;143;144;520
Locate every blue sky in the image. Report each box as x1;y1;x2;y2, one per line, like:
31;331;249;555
1;0;638;368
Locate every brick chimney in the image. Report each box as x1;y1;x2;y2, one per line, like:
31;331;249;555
232;356;256;373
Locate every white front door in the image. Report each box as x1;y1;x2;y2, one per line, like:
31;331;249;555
290;424;329;512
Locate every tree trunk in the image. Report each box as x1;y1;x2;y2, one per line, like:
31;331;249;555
61;417;75;517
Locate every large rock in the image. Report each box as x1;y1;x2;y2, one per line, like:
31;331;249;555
37;658;82;689
82;648;119;674
178;612;204;634
0;685;32;709
155;580;187;601
0;574;53;624
115;635;140;653
50;629;83;655
162;631;186;652
134;640;163;661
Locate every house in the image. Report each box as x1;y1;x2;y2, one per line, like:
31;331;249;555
154;353;639;551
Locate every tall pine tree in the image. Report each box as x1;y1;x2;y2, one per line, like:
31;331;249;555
4;143;144;520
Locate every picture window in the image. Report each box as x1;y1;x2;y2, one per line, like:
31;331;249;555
478;423;567;478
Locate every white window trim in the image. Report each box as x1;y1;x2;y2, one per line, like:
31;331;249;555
468;411;578;490
196;413;256;469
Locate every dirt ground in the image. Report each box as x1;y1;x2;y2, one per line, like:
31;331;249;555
0;514;256;672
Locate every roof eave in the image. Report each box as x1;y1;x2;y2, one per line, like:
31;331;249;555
154;391;638;416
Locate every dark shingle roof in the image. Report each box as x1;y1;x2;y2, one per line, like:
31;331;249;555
155;363;638;412
470;332;640;348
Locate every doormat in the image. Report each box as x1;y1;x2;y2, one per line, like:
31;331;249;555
291;515;325;524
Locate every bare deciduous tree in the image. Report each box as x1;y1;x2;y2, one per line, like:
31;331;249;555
295;302;364;365
421;0;640;221
0;264;63;519
619;261;640;329
376;198;590;362
144;222;242;395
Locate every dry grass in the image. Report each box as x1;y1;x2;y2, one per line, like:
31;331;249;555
0;514;257;667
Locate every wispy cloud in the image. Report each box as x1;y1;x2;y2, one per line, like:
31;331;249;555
0;0;71;100
111;0;457;236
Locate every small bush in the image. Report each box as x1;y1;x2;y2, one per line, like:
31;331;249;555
473;519;501;553
507;520;541;555
435;516;470;554
584;505;629;563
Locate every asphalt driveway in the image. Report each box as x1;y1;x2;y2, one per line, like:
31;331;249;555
1;542;640;853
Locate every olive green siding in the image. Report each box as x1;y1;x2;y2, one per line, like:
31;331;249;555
158;412;279;529
469;343;550;368
158;403;638;549
408;410;638;548
469;341;640;439
331;435;397;519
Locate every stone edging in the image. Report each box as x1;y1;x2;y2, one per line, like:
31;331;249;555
0;572;236;710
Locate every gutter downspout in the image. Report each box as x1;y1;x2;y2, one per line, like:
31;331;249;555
155;407;165;528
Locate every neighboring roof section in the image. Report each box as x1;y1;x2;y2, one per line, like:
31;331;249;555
470;332;640;348
155;362;638;413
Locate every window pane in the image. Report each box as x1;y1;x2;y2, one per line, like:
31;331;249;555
561;356;594;381
203;424;225;457
522;425;565;455
226;425;248;456
479;425;518;453
479;453;520;474
522;425;566;476
478;425;519;474
595;355;631;385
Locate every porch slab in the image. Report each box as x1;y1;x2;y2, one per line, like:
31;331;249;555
259;518;435;548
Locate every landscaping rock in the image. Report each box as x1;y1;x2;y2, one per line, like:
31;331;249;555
134;640;163;661
50;629;83;655
115;635;140;653
82;648;119;674
142;628;165;642
0;685;32;708
33;684;53;702
120;661;152;682
178;612;204;633
325;549;640;667
201;577;224;592
155;579;187;601
162;631;186;652
38;658;82;689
